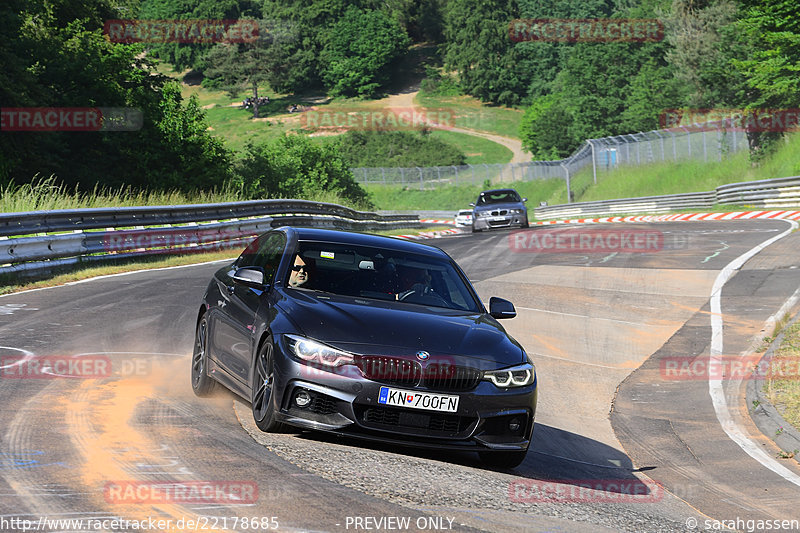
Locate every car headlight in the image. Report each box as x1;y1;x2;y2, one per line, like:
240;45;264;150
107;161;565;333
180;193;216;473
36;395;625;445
509;209;523;214
476;211;490;218
483;362;535;388
285;335;354;367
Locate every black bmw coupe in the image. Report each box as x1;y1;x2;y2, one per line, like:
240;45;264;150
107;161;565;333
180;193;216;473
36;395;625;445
192;227;537;468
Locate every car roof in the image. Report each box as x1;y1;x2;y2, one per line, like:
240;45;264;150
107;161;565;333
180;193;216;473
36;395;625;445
479;188;519;195
282;227;450;258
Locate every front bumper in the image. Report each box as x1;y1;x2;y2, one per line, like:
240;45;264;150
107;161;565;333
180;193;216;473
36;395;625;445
473;213;526;230
271;349;537;451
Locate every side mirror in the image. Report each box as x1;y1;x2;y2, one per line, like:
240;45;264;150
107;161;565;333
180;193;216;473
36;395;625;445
232;267;266;289
522;198;528;202
489;297;516;319
469;202;476;207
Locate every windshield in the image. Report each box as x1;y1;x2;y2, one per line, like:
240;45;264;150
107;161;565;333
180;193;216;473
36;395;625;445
477;191;521;205
287;241;482;313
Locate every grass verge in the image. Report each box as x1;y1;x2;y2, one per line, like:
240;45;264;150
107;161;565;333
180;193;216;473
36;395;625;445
764;321;800;431
0;177;368;213
366;179;565;211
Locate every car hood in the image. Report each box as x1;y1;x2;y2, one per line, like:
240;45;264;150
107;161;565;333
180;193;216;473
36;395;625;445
474;202;525;212
276;290;524;366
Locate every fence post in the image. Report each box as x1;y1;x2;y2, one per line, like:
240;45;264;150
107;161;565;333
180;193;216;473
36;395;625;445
588;140;597;184
471;164;475;185
400;167;405;185
702;129;707;161
484;164;489;184
453;165;458;186
381;167;386;185
560;163;571;203
418;167;423;191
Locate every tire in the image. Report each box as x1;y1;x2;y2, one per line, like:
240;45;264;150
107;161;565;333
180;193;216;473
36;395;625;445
521;216;529;229
251;338;286;432
478;449;528;469
471;224;482;233
191;315;217;397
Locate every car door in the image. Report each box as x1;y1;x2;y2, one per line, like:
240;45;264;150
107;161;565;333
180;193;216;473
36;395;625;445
211;232;286;386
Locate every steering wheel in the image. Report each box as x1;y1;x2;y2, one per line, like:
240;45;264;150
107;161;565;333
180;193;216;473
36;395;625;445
397;284;449;306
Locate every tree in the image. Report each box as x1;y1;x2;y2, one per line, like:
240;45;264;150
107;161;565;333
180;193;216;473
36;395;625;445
442;0;525;106
519;94;577;159
138;0;261;72
0;0;232;192
662;0;738;107
319;7;410;97
204;19;294;117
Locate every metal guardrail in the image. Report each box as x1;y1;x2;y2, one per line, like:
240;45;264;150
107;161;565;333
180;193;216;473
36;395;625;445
0;201;421;276
534;176;800;219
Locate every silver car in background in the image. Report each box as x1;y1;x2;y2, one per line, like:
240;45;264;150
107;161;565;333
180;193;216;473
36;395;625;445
471;189;529;232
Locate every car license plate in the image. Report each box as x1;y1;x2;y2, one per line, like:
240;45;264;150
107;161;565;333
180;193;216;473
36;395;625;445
378;387;459;412
490;216;507;221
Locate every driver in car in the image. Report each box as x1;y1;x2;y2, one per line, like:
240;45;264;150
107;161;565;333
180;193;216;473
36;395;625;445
289;255;312;288
396;266;432;301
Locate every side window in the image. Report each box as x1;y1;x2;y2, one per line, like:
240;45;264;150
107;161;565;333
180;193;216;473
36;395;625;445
237;233;286;283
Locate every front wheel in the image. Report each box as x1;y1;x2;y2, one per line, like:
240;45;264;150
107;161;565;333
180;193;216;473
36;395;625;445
521;216;529;229
191;315;217;397
478;449;528;469
251;338;286;432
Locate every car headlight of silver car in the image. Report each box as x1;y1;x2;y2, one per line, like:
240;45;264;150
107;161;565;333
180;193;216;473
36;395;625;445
285;335;355;367
475;211;490;218
483;362;535;388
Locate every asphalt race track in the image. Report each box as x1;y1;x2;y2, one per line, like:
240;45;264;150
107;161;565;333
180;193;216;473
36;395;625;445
2;220;800;533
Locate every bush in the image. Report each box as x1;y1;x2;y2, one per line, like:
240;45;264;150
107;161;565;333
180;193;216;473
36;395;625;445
233;135;372;208
419;67;461;97
336;130;467;168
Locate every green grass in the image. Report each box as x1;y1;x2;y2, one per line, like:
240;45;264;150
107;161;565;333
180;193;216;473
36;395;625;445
0;176;366;214
415;93;523;139
427;130;512;164
366;179;565;211
574;133;800;203
765;321;800;432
